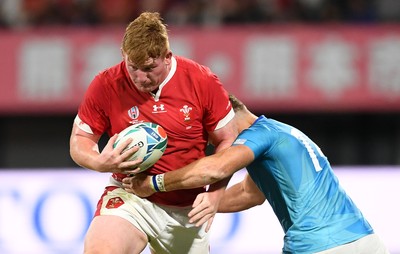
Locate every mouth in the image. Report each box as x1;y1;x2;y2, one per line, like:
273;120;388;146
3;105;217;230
137;82;157;92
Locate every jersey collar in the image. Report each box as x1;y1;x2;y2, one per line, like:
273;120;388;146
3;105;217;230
151;56;177;102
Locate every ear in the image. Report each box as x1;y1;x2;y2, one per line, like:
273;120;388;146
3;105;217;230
164;51;172;64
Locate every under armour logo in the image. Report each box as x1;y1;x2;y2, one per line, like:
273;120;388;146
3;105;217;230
153;104;166;113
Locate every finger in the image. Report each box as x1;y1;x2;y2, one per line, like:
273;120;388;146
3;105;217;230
204;216;215;232
188;203;210;223
192;213;212;227
188;203;205;218
119;158;142;170
191;193;204;208
122;176;132;184
115;137;134;154
105;134;119;150
122;165;143;175
100;134;118;154
188;206;204;218
109;134;119;144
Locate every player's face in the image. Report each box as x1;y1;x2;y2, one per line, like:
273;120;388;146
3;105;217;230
123;52;172;93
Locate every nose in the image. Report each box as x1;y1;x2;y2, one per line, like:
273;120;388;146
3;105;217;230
134;70;148;83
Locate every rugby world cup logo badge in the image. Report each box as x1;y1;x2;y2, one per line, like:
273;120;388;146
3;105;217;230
128;106;139;120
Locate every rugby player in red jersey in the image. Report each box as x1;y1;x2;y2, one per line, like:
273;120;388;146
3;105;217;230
70;12;236;254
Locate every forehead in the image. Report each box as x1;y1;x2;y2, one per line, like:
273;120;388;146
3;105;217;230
124;54;161;67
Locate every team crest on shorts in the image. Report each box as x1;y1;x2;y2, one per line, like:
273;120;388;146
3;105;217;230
106;197;125;209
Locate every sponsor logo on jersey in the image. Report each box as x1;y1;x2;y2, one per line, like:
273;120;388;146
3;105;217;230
152;104;167;113
180;105;192;121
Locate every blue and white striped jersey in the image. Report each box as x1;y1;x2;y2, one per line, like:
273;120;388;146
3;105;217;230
233;115;373;253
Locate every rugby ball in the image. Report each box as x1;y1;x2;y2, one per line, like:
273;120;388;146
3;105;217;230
113;122;168;172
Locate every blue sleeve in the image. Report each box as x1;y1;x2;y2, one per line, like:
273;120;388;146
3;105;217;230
232;117;276;158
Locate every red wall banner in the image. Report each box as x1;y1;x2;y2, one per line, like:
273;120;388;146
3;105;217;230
1;25;400;114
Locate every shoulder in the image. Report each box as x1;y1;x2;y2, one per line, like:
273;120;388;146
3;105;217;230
173;56;223;95
236;117;277;145
252;116;290;134
95;61;126;83
89;61;127;92
175;55;213;75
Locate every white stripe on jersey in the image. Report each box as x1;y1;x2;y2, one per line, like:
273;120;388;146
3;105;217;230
74;115;94;134
215;108;235;130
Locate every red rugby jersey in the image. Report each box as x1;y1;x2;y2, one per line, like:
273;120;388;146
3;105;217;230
78;56;233;206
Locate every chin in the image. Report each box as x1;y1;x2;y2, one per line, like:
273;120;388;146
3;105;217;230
137;85;156;93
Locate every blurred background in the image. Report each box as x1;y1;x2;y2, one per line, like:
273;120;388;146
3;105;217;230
0;0;399;253
0;0;399;167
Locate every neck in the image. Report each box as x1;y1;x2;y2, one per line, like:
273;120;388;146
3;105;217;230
235;110;258;133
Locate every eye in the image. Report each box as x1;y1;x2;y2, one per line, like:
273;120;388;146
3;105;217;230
143;66;154;72
128;65;138;71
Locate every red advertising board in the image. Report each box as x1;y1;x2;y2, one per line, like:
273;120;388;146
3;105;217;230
0;25;400;114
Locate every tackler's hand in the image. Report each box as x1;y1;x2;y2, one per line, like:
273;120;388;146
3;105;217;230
122;173;155;197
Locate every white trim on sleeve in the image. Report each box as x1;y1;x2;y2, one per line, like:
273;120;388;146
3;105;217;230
215;108;235;130
74;115;94;134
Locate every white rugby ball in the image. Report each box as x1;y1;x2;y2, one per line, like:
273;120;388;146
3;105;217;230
114;122;168;172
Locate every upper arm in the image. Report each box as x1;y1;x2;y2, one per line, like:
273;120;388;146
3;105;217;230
217;170;266;212
70;118;102;164
70;116;101;145
70;121;101;143
208;114;236;153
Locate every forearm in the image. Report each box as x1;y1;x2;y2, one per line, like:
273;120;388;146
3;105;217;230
218;174;266;213
154;146;252;192
205;137;235;194
202;176;231;208
163;157;224;191
125;159;229;198
70;140;101;171
69;122;103;171
218;183;255;212
71;153;100;172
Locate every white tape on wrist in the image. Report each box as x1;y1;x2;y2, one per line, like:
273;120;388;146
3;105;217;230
152;174;166;192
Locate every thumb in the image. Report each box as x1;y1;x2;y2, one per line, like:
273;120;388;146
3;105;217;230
108;134;119;148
